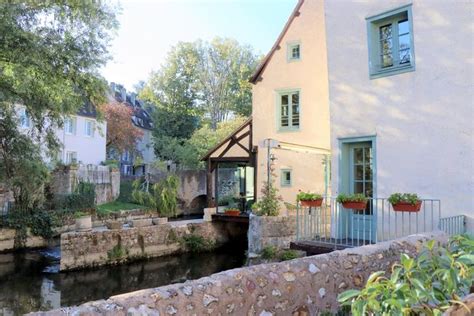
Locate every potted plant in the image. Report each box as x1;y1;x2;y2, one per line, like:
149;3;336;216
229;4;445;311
388;193;422;212
74;210;92;231
224;208;241;216
297;191;323;207
336;193;368;210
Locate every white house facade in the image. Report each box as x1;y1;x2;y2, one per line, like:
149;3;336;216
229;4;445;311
325;0;473;219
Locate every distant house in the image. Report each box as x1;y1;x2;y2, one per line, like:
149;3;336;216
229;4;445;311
108;82;155;175
18;103;106;165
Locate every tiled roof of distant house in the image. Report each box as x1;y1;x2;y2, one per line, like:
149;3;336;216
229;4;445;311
111;84;154;131
77;100;98;118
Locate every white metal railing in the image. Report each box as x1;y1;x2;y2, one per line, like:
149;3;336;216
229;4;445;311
296;197;442;249
439;215;466;236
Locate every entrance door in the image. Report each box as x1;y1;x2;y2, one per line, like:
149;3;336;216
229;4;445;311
349;142;375;242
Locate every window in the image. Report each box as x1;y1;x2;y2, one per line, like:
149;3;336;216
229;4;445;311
19;108;30;128
64;117;76;135
84;120;94;137
66;151;77;164
366;4;414;78
281;169;292;187
278;90;300;130
287;42;301;61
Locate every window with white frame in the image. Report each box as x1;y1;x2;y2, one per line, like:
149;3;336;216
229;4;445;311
84;119;94;137
278;90;300;130
66;151;77;164
287;42;301;61
19;108;30;128
64;117;76;135
366;4;414;78
280;169;292;187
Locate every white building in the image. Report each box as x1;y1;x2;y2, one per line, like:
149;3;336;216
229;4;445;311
18;104;106;165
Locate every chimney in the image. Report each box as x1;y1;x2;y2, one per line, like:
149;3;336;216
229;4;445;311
121;87;126;102
130;92;136;106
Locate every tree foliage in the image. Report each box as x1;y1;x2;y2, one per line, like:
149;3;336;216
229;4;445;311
101;101;144;153
0;1;118;208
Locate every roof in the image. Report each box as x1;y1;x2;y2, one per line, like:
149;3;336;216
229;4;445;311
76;100;98;118
249;0;304;84
201;118;252;161
111;88;154;130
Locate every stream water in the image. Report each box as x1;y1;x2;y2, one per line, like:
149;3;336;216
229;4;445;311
0;243;247;315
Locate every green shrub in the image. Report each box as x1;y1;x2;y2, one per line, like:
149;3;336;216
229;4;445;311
117;180;134;203
132;175;180;217
388;193;420;205
296;191;323;201
101;159;118;169
338;234;474;315
52;181;96;211
181;234;215;253
279;249;299;261
261;245;278;259
252;180;281;216
107;244;128;260
336;193;367;204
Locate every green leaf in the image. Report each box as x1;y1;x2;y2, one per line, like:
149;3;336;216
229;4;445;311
367;271;385;285
338;289;361;302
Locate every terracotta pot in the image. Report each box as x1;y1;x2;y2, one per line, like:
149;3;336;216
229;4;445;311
342;201;367;210
300;199;323;207
392;200;422;212
75;215;92;231
225;210;241;216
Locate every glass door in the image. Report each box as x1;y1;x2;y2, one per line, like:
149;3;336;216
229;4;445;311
349;142;375;242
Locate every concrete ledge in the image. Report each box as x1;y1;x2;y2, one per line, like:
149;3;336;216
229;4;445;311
32;231;447;315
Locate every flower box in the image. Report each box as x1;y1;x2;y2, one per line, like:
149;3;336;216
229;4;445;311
391;201;422;212
341;201;367;210
300;199;323;207
225;209;241;216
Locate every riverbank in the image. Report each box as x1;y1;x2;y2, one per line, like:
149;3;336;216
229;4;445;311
0;241;247;315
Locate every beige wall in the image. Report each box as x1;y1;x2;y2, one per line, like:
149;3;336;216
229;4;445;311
252;0;331;206
325;0;474;217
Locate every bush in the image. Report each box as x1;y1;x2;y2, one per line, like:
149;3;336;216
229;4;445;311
338;234;474;315
117;180;134;203
252;181;281;216
132;175;180;217
388;193;420;205
279;249;299;261
296;191;323;201
181;234;215;253
336;193;367;204
261;245;278;259
52;181;95;211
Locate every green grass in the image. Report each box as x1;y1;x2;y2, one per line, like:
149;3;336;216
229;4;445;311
97;201;146;215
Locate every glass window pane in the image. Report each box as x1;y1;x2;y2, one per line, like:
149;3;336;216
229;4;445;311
292;93;299;127
398;34;411;64
355;165;364;180
354;148;363;164
354;181;364;194
365;165;372;180
364;147;372;161
292;45;300;59
379;24;392;40
398;19;409;35
365;181;373;197
281;94;288;105
380;24;393;68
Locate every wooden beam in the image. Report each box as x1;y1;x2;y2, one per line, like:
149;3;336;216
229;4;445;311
206;159;213;207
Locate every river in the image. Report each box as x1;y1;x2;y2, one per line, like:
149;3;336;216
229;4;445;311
0;243;247;315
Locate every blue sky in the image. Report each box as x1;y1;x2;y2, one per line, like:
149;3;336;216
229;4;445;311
101;0;298;91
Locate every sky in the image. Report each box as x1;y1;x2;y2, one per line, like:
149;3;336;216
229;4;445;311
101;0;298;91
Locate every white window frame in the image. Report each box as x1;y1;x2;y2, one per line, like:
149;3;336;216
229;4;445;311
280;169;292;187
19;108;31;128
366;4;415;79
64;117;76;135
66;151;77;164
276;89;301;132
84;119;95;137
287;41;301;62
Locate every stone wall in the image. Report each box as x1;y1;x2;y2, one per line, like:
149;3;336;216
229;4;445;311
34;232;447;316
60;220;245;271
51;164;120;205
0;228;52;252
149;169;207;215
248;214;297;255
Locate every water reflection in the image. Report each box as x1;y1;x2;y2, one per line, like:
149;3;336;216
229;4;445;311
0;244;246;315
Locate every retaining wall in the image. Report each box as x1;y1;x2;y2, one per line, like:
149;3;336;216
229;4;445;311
60;220;245;271
35;231;447;315
248;214;297;255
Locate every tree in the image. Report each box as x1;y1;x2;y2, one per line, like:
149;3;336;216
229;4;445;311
101;101;144;154
196;38;259;128
0;2;118;209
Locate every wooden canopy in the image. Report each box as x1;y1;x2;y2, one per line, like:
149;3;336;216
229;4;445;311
201;118;257;207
